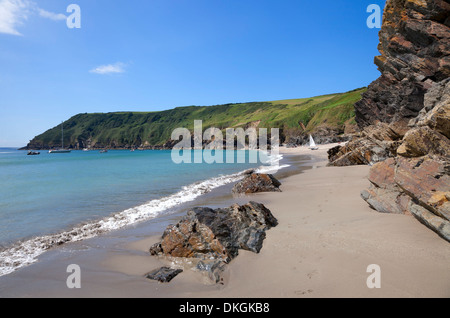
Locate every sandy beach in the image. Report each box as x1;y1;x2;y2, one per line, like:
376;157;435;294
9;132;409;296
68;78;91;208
112;144;449;298
1;143;449;298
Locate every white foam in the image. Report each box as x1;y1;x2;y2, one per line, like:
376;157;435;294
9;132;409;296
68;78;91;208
0;155;289;277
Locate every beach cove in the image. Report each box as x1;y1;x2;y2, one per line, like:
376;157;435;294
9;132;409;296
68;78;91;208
1;144;448;298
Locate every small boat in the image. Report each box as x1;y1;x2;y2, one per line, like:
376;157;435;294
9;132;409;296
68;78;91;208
309;135;319;150
83;148;89;152
49;122;71;154
49;149;71;154
27;151;40;156
99;149;108;153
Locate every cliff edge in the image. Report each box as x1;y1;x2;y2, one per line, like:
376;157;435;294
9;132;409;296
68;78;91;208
329;0;450;241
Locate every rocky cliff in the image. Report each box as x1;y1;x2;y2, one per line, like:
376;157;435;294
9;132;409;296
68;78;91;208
329;0;450;241
361;80;450;241
355;0;450;129
330;0;449;167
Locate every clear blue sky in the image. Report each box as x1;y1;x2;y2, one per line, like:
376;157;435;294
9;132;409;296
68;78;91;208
0;0;386;147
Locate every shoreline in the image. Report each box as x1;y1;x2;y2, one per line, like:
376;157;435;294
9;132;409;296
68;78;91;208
0;149;293;278
0;149;309;296
1;143;449;298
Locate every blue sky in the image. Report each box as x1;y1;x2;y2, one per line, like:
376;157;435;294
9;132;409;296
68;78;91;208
0;0;386;147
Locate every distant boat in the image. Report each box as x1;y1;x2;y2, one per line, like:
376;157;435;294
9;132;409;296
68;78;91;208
309;135;319;150
49;149;71;154
99;149;108;153
27;151;40;156
49;122;71;154
83;148;89;152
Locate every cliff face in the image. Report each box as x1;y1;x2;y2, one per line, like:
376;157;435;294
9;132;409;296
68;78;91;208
329;0;450;167
361;79;450;242
355;0;450;129
329;0;450;241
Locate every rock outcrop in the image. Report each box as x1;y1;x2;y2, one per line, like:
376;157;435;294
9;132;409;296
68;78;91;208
362;155;450;242
145;267;183;283
355;0;450;128
361;79;450;242
327;122;403;166
329;0;450;167
329;0;450;241
149;202;278;283
232;172;282;194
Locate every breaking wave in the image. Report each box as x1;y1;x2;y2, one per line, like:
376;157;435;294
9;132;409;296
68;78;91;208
0;155;289;277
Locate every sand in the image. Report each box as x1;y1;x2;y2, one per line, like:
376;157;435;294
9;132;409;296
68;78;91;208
102;143;450;298
1;143;449;298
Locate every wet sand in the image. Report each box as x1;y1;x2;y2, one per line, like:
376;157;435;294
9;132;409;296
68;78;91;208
1;144;449;298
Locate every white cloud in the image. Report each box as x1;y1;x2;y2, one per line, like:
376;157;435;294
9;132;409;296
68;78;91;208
0;0;67;36
90;62;127;75
0;0;31;36
38;8;66;21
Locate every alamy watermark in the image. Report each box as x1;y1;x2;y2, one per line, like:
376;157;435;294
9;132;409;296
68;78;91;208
66;264;81;289
367;4;382;29
366;264;381;289
66;4;81;29
171;120;280;171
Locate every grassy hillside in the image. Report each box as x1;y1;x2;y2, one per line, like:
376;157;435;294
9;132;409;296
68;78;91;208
25;87;366;149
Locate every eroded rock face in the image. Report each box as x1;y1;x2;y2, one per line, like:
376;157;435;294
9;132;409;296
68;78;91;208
149;202;278;275
362;155;450;241
361;158;412;215
409;78;450;131
232;173;282;194
395;156;450;222
359;77;450;242
338;1;450;241
355;0;450;128
360;81;450;242
328;122;403;166
396;126;450;157
329;0;450;167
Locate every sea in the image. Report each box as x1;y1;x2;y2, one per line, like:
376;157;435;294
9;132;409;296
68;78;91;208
0;147;288;277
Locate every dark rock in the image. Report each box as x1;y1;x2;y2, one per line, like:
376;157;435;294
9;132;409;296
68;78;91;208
149;202;278;263
149;242;162;256
145;267;183;283
232;173;282;194
327;145;342;162
196;260;227;284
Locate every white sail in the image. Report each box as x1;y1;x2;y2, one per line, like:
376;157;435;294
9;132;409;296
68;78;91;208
309;135;318;150
309;135;316;147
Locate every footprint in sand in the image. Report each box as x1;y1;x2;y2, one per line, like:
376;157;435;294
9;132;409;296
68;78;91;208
294;289;313;296
307;270;318;279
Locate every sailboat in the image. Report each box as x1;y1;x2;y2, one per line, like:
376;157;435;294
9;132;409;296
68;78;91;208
49;122;71;154
309;135;319;150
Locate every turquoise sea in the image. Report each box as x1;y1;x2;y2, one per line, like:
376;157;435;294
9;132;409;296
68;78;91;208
0;147;285;276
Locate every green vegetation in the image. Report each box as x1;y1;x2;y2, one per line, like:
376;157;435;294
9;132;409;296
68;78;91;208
26;87;366;149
